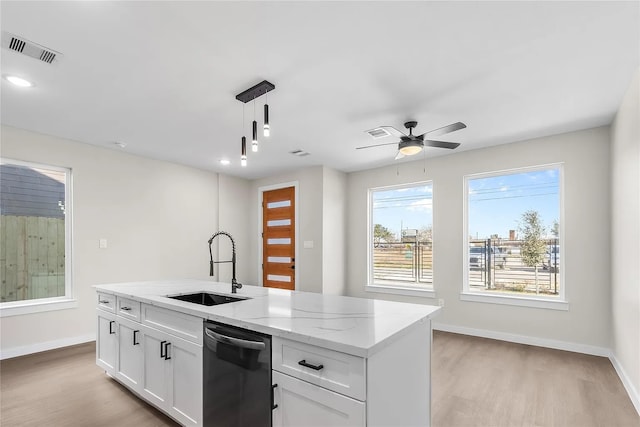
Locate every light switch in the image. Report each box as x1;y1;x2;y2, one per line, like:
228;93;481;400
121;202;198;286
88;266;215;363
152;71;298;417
303;240;314;249
99;238;108;249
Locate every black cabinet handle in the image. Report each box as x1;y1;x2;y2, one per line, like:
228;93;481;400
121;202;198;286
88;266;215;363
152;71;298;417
109;320;115;334
164;342;171;360
133;330;140;346
160;340;167;358
121;306;132;311
298;360;324;371
99;300;110;304
271;384;278;410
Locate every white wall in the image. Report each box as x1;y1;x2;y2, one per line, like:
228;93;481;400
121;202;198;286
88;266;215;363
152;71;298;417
217;174;252;286
249;166;324;293
322;167;347;295
610;70;640;410
347;127;612;349
0;126;219;357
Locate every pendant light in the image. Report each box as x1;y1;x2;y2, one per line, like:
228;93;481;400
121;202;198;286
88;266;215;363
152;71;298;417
263;93;270;137
235;80;275;165
241;136;247;167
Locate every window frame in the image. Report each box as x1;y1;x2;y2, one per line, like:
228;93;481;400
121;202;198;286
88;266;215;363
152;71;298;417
462;163;567;310
366;181;435;298
0;158;75;317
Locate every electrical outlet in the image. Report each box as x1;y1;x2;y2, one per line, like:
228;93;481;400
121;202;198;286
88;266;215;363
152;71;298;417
438;298;445;307
99;238;108;249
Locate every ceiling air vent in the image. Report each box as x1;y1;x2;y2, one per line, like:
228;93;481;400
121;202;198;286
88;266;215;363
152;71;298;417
289;149;310;157
2;32;62;65
366;127;391;139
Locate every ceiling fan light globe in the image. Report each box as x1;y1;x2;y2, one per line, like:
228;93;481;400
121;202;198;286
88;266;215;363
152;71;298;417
399;145;423;156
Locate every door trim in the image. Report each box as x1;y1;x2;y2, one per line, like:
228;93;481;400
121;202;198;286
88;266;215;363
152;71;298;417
258;181;299;289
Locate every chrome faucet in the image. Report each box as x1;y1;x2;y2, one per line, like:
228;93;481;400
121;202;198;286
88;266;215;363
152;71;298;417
208;231;242;294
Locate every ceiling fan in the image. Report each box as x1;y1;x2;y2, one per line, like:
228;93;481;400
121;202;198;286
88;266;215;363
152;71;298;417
357;121;467;159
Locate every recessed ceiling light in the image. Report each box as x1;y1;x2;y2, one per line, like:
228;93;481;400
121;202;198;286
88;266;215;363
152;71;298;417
219;159;230;166
4;75;33;87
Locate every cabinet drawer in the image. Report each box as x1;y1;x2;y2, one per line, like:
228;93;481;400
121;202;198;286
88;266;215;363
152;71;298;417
141;303;202;345
272;337;366;401
97;293;116;313
117;297;141;322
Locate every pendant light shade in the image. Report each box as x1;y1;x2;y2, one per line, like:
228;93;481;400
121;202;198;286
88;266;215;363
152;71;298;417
241;136;247;167
263;104;270;137
252;120;258;152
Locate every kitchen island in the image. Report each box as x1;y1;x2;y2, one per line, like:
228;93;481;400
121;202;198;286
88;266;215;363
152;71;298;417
95;280;440;426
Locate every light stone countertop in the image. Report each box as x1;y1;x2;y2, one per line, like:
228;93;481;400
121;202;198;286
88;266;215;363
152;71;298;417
94;279;441;358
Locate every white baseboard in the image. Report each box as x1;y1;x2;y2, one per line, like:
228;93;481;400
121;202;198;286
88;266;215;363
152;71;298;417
610;352;640;416
433;322;610;357
0;333;95;360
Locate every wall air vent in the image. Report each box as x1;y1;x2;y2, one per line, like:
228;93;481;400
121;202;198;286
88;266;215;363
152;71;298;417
366;127;391;139
2;32;62;65
289;149;310;157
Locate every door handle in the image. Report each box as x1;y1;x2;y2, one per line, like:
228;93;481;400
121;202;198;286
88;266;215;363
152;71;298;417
160;340;167;359
271;384;278;410
109;321;115;334
133;330;140;346
164;342;171;360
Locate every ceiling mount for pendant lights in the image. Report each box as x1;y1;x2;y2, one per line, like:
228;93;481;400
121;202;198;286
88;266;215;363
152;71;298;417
236;80;275;165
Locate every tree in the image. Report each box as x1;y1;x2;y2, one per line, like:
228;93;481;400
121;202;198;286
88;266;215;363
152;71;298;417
519;210;547;294
551;220;559;238
417;226;433;242
373;224;394;247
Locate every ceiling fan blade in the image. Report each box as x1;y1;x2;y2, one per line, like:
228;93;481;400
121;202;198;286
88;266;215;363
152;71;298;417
394;151;405;160
424;122;467;138
356;141;399;150
423;139;461;149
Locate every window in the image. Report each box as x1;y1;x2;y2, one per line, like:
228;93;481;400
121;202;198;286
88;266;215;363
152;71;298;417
463;165;564;309
368;182;433;296
0;159;74;316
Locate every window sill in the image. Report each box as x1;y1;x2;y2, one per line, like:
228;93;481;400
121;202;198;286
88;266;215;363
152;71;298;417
0;298;78;317
460;292;568;311
366;284;436;298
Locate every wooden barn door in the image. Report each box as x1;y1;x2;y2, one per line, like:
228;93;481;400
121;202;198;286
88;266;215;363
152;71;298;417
262;187;295;290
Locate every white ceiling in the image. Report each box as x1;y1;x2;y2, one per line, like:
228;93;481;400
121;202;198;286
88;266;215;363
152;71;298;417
1;1;638;179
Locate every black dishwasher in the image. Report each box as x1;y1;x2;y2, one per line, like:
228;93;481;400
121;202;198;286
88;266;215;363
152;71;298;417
203;321;272;427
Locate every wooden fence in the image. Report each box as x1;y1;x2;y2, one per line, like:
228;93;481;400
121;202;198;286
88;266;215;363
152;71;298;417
0;215;65;302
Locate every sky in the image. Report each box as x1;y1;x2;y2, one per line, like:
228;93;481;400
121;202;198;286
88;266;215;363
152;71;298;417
372;167;560;240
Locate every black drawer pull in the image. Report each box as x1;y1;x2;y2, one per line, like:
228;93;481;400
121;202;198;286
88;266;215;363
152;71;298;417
133;330;140;345
271;384;278;410
109;320;115;334
121;306;132;311
99;300;110;304
160;340;167;358
298;360;324;371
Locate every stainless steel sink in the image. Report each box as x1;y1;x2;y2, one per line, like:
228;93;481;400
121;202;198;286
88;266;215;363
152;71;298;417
167;292;247;306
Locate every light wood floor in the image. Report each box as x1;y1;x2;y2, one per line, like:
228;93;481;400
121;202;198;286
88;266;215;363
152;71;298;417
1;332;638;427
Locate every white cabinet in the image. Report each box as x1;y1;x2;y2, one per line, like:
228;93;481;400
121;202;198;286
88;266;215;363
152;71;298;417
96;309;117;375
116;316;143;392
96;294;203;427
141;323;203;426
272;371;365;427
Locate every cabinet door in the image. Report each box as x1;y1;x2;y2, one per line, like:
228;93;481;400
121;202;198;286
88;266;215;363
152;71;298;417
141;326;170;409
116;317;143;392
272;371;365;427
96;310;117;375
167;335;203;426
